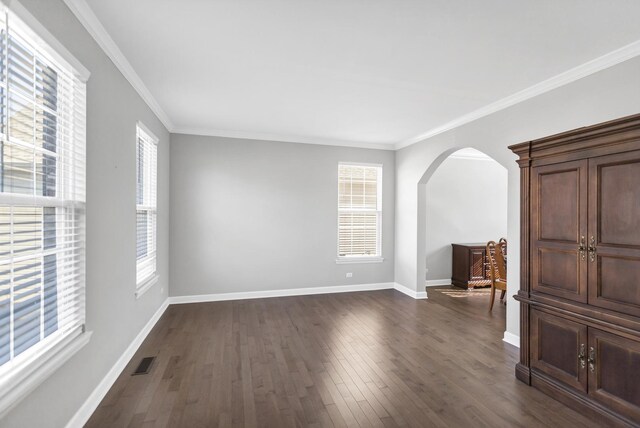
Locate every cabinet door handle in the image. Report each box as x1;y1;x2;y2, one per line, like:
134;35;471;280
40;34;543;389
588;346;596;373
578;236;586;261
588;236;596;263
578;343;586;369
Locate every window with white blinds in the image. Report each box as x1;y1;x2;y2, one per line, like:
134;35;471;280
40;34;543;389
0;6;87;386
136;124;157;291
337;163;382;259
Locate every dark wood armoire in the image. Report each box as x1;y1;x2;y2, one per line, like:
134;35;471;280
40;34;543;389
510;113;640;427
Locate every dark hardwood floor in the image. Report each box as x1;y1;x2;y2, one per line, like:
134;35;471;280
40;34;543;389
87;287;606;427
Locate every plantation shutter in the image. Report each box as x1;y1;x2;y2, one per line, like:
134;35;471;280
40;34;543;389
337;164;382;258
135;124;157;289
0;8;86;373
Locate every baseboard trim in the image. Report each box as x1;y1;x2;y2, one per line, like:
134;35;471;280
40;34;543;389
503;331;520;348
393;282;428;299
168;282;396;304
425;279;450;287
65;298;170;428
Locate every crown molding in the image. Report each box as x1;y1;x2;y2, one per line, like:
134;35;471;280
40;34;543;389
62;0;391;150
63;0;174;132
59;0;640;152
396;38;640;150
172;126;396;150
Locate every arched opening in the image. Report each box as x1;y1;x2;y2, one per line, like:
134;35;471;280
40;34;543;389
418;147;509;319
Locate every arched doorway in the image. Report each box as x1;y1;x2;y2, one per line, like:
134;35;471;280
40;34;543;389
425;148;507;281
398;138;520;345
418;147;509;316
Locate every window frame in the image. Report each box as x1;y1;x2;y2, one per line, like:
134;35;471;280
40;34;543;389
336;162;384;264
135;121;158;298
0;1;90;417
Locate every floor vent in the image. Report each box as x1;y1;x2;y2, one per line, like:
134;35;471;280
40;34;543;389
132;357;155;375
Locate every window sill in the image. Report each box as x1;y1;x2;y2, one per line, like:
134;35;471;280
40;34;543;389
336;257;384;264
136;274;160;299
0;328;92;419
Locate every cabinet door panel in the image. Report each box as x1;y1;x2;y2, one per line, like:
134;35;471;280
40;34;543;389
538;248;580;292
597;157;640;246
531;160;588;302
598;256;640;305
469;249;486;281
588;328;640;422
538;169;580;241
589;152;640;317
530;309;587;393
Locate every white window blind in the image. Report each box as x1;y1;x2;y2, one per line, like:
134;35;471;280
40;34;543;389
136;124;157;290
0;6;86;385
337;164;382;258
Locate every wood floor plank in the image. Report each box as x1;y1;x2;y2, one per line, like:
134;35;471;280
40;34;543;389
86;287;604;428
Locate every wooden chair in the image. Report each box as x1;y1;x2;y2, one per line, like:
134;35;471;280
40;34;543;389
498;237;507;259
486;240;507;311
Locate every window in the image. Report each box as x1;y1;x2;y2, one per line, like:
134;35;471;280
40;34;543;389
0;4;87;409
337;163;383;262
135;123;157;295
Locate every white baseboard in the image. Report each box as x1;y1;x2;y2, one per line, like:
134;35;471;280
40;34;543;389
425;279;451;287
168;282;396;304
65;298;170;428
393;282;428;299
168;282;434;305
503;331;520;348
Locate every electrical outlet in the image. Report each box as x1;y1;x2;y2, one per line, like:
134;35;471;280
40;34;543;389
160;287;164;294
346;272;353;278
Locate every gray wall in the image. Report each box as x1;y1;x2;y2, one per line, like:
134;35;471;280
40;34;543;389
3;1;170;427
170;134;395;297
425;156;507;281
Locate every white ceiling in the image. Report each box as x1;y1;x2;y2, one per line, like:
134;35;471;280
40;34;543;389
76;0;640;149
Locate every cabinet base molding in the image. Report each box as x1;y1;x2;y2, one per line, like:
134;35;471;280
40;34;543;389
530;371;637;428
515;363;531;385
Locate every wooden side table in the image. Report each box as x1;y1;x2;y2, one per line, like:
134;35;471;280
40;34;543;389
451;243;491;289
